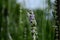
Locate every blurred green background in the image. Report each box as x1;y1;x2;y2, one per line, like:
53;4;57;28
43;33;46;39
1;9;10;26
0;0;58;40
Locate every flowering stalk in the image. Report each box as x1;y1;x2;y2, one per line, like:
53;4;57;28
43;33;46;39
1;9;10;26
27;10;38;40
54;0;60;40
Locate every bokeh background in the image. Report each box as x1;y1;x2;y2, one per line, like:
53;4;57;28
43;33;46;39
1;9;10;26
0;0;59;40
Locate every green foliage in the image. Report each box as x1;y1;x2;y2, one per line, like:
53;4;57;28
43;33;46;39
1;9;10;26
0;0;56;40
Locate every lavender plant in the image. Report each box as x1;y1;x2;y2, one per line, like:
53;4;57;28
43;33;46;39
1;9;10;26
27;10;38;40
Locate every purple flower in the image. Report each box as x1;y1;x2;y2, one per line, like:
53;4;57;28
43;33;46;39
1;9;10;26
29;14;35;20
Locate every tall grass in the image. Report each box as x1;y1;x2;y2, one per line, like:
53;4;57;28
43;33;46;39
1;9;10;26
0;0;56;40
